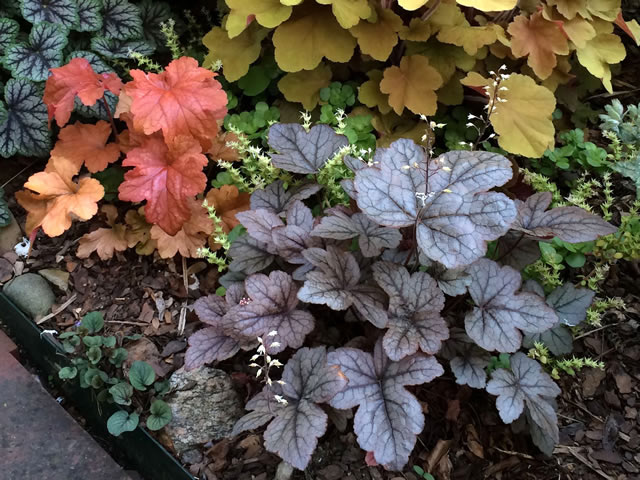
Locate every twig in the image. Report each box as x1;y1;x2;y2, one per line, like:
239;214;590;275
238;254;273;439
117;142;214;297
560;446;613;480
492;447;535;460
36;293;78;325
1;160;40;189
573;323;619;341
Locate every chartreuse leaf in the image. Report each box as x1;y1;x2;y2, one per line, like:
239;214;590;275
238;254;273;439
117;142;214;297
58;366;77;379
75;0;102;32
354;141;516;268
0;78;51;157
147;399;172;431
329;339;443;469
358;69;392;114
278;64;332;110
21;0;78;28
5;22;68;82
107;411;139;436
100;0;143;40
349;8;402;61
273;3;356;72
455;0;518;11
487;353;561;452
462;72;556;158
465;258;558;352
225;0;297;38
0;17;19;50
317;0;371;29
234;347;347;470
138;0;171;48
128;360;155;391
512;192;617;242
576;32;626;93
380;55;442;116
436;23;502;56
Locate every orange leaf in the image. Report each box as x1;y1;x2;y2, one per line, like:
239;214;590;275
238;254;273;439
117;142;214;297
150;199;214;258
205;185;251;232
124;57;228;148
43;58;122;127
118;135;208;236
76;205;133;260
50;121;121;173
207;130;241;163
16;156;104;237
508;12;569;80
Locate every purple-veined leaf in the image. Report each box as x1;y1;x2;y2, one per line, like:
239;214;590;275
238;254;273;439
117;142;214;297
268;123;349;174
496;231;542;270
486;353;561;447
224;271;315;353
424;261;471;297
511;192;617;243
233;347;347;470
228;234;274;274
312;210;402;257
465;258;557;352
372;262;448;360
298;246;388;328
328;339;444;470
286;200;314;231
235;209;284;252
250;180;322;215
354;140;516;268
441;328;490;389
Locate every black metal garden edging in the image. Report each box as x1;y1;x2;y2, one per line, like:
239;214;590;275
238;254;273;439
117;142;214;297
0;293;195;480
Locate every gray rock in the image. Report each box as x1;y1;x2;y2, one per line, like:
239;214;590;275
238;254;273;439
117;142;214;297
0;213;22;255
165;367;242;454
3;273;55;318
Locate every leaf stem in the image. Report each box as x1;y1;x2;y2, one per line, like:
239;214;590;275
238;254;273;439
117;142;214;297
102;95;118;136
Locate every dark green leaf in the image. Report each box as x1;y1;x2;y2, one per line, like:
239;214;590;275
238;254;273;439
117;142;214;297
87;346;102;364
83;335;103;347
75;0;102;32
128;360;155;391
0;0;20;17
0;78;51;157
237;66;272;96
84;367;108;389
0;187;10;227
90;35;152;59
146;399;172;431
107;411;139;436
565;252;586;268
0;17;19;50
21;0;78;28
99;0;142;40
153;380;170;396
102;336;117;348
109;382;133;406
81;311;104;333
138;0;170;48
109;347;128;367
94;166;125;201
58;366;77;379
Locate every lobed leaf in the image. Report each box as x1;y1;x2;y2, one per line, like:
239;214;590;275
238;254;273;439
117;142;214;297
90;36;154;59
250;180;322;215
0;17;19;51
100;0;142;40
75;0;102;32
21;0;78;29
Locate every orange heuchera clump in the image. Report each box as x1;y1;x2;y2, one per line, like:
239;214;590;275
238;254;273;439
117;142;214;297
204;185;251;250
124;56;228;149
43;57;122;127
51;121;121;173
16;156;104;236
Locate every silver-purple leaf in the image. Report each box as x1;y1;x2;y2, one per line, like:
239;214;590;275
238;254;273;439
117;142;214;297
328;340;444;470
496;231;542;270
354;140;516;268
372;262;448;360
441;328;490;389
486;353;561;447
228;234;274;274
425;261;471;297
465;258;558;352
234;347;347;470
298;246;388;328
268;123;349;174
512;192;617;243
250;180;322;214
225;271;315;353
235;209;284;252
312;210;402;257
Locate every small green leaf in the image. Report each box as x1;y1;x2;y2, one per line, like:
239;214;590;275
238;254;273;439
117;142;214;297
153;380;170;396
87;346;102;364
58;366;77;380
0;17;19;50
109;347;128;367
109;382;133;406
100;0;143;40
83;335;103;347
129;361;155;391
81;311;104;333
84;367;108;389
146;399;172;431
107;410;139;436
102;336;117;348
75;0;102;32
21;0;78;29
215;286;226;297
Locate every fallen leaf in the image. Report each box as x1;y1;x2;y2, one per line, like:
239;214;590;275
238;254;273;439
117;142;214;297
124;207;156;255
582;367;606;397
76;205;134;260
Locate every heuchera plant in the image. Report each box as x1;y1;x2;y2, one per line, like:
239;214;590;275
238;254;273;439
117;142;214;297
14;56;246;260
186;122;617;470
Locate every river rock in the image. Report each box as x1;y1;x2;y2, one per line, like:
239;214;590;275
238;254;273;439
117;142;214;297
164;367;243;454
3;273;55;318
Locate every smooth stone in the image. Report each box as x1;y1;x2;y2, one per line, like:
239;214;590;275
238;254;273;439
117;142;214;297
3;273;56;318
38;269;70;292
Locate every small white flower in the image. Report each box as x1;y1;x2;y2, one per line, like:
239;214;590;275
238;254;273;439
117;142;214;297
468;113;477;120
270;342;281;349
488;133;496;139
267;330;278;337
500;73;510;80
266;377;272;386
421;134;428;142
250;354;259;361
249;362;260;368
274;395;288;405
489;70;495;75
401;165;411;170
257;344;266;354
265;355;272;363
270;359;283;367
499;86;508;91
443;188;452;193
466;122;475;128
499;64;507;71
256;368;263;378
497;98;507;103
442;166;451;172
276;380;286;385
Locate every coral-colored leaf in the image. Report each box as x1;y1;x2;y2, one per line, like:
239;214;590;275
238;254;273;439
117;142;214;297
150;199;213;258
508;12;569;80
124;57;227;146
51;120;120;173
16;156;104;236
118;135;208;235
273;3;356;72
349;8;403;61
576;32;626;93
43;57;122;127
203;24;269;82
277;64;332;110
77;205;133;260
205;184;251;233
207;130;241;163
379;55;442;116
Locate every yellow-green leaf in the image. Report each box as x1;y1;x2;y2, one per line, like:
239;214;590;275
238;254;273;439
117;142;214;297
587;0;621;22
225;0;295;38
273;3;357;72
398;0;429;10
277;63;332;110
455;0;518;12
203;24;268;82
358;69;392;114
398;18;432;41
349;9;403;61
316;0;372;29
546;0;590;19
462;73;556;157
437;23;502;55
379;55;443;116
576;32;626;92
